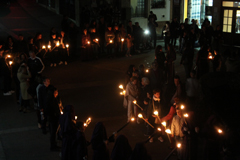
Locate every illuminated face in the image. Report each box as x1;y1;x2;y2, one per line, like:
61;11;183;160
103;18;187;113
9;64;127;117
154;92;160;98
92;28;96;33
38;34;42;39
84;29;87;35
114;26;118;30
174;78;179;86
44;79;50;87
132;80;137;85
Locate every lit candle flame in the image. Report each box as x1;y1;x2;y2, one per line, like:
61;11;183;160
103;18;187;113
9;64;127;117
87;41;90;44
84;123;87;127
154;110;158;116
146;69;149;73
42;45;46;49
138;113;143;118
7;55;11;58
120;92;123;95
9;61;13;65
95;38;99;42
157;128;161;131
121;38;124;42
123;90;126;95
131;117;135;121
133;100;137;104
66;44;69;48
184;114;188;118
181;105;184;109
119;85;123;89
177;143;181;148
209;55;213;59
75;116;77;120
165;129;171;134
110;40;113;43
161;121;166;127
48;45;51;49
218;129;223;134
56;42;59;46
61;111;63;115
88;117;91;121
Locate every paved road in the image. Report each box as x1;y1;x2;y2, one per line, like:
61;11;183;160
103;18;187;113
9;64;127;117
0;1;192;160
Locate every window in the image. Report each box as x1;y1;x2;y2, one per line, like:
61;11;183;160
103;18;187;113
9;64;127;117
235;10;240;33
223;9;233;33
222;1;240;7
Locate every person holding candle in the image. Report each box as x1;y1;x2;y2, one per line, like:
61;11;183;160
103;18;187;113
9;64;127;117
114;25;121;57
49;33;60;67
105;26;115;58
139;77;152;114
126;34;132;57
58;31;69;65
111;135;132;160
81;29;91;61
146;89;164;143
33;33;45;59
90;27;99;59
124;76;139;122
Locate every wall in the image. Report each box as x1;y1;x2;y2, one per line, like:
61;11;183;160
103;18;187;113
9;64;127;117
150;0;171;22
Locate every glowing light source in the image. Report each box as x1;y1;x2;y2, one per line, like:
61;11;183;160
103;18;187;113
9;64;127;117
56;42;60;46
209;55;213;59
95;38;99;42
48;45;51;49
110;40;113;43
154;110;158;116
7;55;11;58
181;105;184;109
133;100;137;104
119;85;123;89
218;129;223;134
9;61;13;65
161;121;166;127
144;30;150;35
146;69;149;73
84;123;87;126
165;129;171;134
75;116;77;120
177;143;181;148
138;113;143;118
157;128;161;131
42;45;46;49
66;44;69;48
87;41;90;44
121;38;124;42
131;117;135;121
184;114;188;118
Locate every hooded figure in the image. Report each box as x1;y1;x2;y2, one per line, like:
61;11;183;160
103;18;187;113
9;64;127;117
129;143;152;160
91;122;109;160
59;105;77;160
111;135;132;160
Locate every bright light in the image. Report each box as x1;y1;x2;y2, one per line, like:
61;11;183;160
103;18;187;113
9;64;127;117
9;61;13;65
123;90;126;94
7;55;11;58
177;143;181;148
120;92;123;95
42;45;46;49
133;100;137;104
119;85;123;89
218;129;223;134
181;105;184;109
56;42;60;46
157;128;161;131
95;38;99;42
61;111;63;115
184;114;188;118
84;123;87;126
138;113;143;118
110;40;113;43
131;117;135;121
209;55;213;59
165;129;171;134
146;69;149;73
144;30;150;35
121;38;124;42
48;45;51;49
75;116;77;120
154;110;158;116
88;117;91;121
66;44;69;48
161;121;166;127
87;41;90;44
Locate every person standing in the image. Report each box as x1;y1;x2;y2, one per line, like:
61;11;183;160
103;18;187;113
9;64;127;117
170;75;184;104
163;22;171;51
16;34;29;55
105;26;115;58
111;135;132;160
148;18;158;48
180;42;194;78
148;11;157;22
166;44;176;84
59;31;69;65
49;33;60;67
170;17;179;47
17;65;32;112
81;29;91;61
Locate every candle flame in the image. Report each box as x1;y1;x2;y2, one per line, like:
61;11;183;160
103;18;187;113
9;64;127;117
218;129;223;134
84;123;87;126
138;113;143;118
7;55;11;58
119;85;123;89
110;40;113;43
121;38;124;42
184;114;188;117
42;45;46;49
209;55;213;59
131;117;135;121
177;143;181;148
154;110;158;116
75;116;77;120
87;41;90;44
165;129;171;134
146;69;149;73
181;105;184;109
66;44;69;48
161;121;166;127
56;42;59;46
9;61;13;65
61;111;63;115
95;38;99;42
88;117;91;121
133;100;137;104
123;90;126;95
48;45;51;49
120;92;123;95
157;128;161;131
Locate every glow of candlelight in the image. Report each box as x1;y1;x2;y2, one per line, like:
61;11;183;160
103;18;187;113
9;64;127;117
181;105;184;109
66;44;69;48
84;123;87;127
157;128;161;131
184;114;188;118
133;100;137;104
42;45;46;49
110;40;113;43
87;41;90;44
121;38;124;42
75;116;77;120
95;38;99;42
218;129;223;134
131;117;135;121
119;85;123;89
177;143;181;148
154;110;158;116
165;129;171;134
88;117;91;121
48;45;51;49
123;90;126;94
138;113;143;118
146;69;149;73
209;55;213;59
161;121;166;127
120;92;123;95
7;55;11;58
61;111;63;115
56;42;60;46
9;61;13;65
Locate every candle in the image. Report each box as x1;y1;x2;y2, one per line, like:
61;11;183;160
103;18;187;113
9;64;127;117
87;41;90;44
184;113;188;117
61;111;63;115
146;69;149;73
157;128;161;131
66;44;69;48
121;38;124;42
161;121;166;127
56;42;60;46
177;143;181;148
110;40;113;43
154;110;158;116
9;61;13;65
95;38;99;42
119;85;123;89
165;129;171;134
138;113;154;128
75;116;78;120
133;100;143;110
42;45;46;49
181;105;184;109
218;129;223;134
48;45;51;49
7;55;11;58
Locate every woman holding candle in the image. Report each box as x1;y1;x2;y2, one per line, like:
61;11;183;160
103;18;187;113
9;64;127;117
105;26;115;58
49;33;60;67
81;29;91;61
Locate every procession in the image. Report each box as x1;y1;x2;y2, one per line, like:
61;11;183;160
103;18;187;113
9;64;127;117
0;0;240;160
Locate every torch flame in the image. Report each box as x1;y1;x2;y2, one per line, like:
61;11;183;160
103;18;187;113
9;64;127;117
209;55;213;59
121;38;124;42
157;128;161;131
123;90;126;95
218;129;223;134
177;143;181;148
131;117;135;121
84;123;87;126
184;114;188;118
95;38;99;42
66;44;69;48
133;100;137;104
110;40;113;43
154;110;158;116
120;92;123;95
61;111;63;115
48;45;51;49
75;116;77;120
7;55;11;58
9;61;13;65
181;105;184;109
146;69;149;73
56;42;59;46
87;41;90;44
88;117;91;121
138;113;143;118
165;129;171;134
119;85;123;89
161;121;166;127
42;45;46;49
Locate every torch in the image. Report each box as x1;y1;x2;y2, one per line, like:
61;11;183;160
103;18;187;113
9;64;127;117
180;105;185;110
110;40;113;43
95;38;99;42
9;61;13;66
161;121;172;143
121;38;124;42
164;143;182;160
87;41;91;45
145;69;149;73
66;44;69;56
42;45;46;49
48;45;51;49
145;127;162;143
138;113;154;128
133;100;143;111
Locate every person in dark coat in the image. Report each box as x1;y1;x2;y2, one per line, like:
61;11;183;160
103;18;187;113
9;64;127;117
129;143;152;160
155;45;166;84
196;45;209;78
16;34;29;55
91;122;110;160
166;44;176;84
180;42;194;78
111;135;132;160
170;17;179;47
5;36;16;53
148;18;158;48
59;105;77;160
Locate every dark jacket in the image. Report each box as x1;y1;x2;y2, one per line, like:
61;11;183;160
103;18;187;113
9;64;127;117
27;57;44;77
